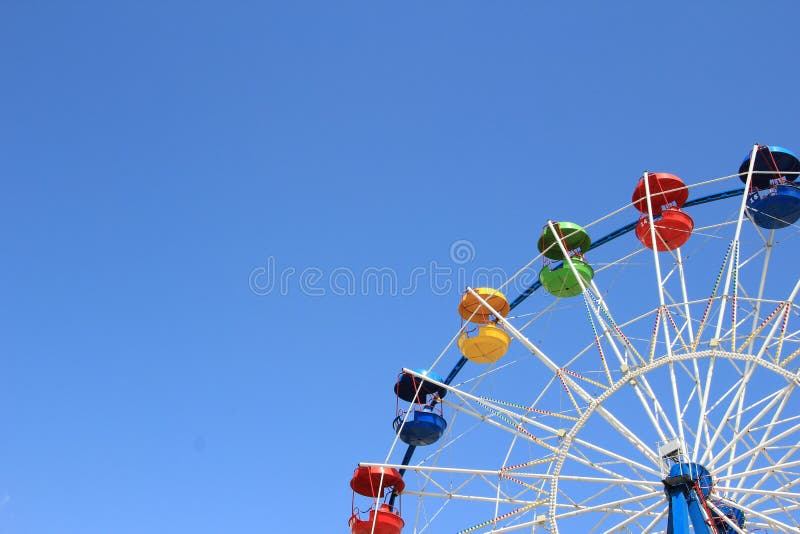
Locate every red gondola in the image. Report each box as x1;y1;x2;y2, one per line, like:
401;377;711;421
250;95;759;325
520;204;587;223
632;173;694;251
348;466;405;534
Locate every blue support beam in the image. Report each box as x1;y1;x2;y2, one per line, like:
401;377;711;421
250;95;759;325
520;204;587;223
686;491;714;534
665;483;716;534
667;486;692;534
664;463;717;534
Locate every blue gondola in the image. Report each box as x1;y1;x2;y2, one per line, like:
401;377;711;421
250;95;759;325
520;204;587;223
747;183;800;229
740;146;800;229
393;406;447;446
709;502;746;533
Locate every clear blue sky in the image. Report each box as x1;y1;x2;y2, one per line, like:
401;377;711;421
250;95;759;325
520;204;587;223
1;1;799;532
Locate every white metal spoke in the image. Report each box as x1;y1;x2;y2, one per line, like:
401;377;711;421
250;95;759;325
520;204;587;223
600;498;663;534
715;458;800;482
741;462;800;508
707;384;792;467
748;229;775;357
404;490;542;506
715;486;800;500
641;509;667;533
712;145;757;344
761;501;800;517
730;384;795;498
693;352;716;462
714;419;800;475
701;278;800;466
553;490;661;520
641;174;687;453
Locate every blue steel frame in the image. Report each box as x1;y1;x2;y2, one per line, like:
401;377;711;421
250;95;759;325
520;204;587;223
665;482;715;534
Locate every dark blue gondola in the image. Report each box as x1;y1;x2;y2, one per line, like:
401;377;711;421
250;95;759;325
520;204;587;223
739;145;800;229
739;145;800;188
394;369;447;403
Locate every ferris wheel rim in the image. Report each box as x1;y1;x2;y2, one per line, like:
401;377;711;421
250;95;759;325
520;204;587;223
364;147;800;534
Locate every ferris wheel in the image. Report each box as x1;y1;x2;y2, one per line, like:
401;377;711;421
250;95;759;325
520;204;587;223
349;144;800;533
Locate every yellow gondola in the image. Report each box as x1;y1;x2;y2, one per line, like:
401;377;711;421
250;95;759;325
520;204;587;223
457;323;511;363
